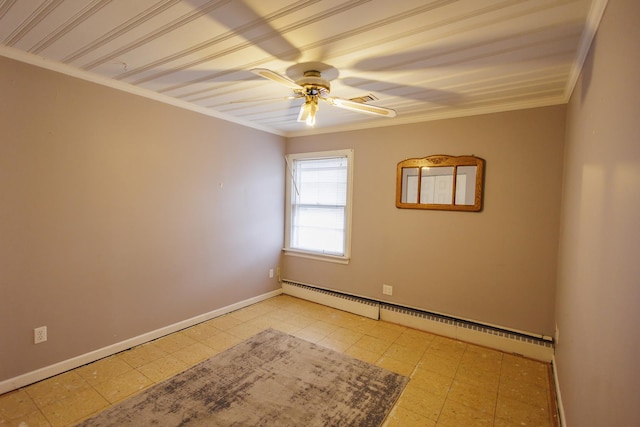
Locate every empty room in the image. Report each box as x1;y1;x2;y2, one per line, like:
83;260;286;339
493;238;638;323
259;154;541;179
0;1;638;426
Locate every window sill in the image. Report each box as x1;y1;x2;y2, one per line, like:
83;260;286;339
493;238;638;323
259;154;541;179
283;248;350;265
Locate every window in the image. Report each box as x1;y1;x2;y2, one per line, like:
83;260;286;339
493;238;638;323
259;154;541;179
284;149;353;263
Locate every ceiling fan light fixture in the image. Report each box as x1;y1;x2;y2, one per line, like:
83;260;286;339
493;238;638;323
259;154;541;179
298;96;319;127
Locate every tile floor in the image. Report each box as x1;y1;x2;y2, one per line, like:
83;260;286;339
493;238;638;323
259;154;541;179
0;295;557;427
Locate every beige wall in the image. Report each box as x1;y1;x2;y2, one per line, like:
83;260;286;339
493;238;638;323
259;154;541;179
0;57;285;381
285;105;566;336
556;1;640;425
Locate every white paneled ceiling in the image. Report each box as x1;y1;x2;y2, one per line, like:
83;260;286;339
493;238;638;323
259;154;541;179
0;0;606;136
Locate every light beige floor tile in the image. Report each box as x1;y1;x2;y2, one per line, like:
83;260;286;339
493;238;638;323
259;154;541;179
423;346;466;366
418;351;462;378
410;368;454;398
317;336;352;353
181;322;222;341
353;334;393;355
460;354;502;375
301;320;341;336
172;342;219;366
25;371;90;408
501;354;550;389
290;327;326;343
376;356;416;377
259;309;292;323
40;387;109;427
269;320;302;335
496;395;551;427
322;310;356;327
326;326;363;346
201;330;244;351
447;379;497;415
0;389;38;420
436;399;494;427
383;342;425;366
279;312;316;329
429;336;467;353
226;321;268;340
394;328;434;352
397;381;446;421
384;405;437;427
243;316;282;331
2;408;50;427
227;307;262;322
367;323;406;341
337;316;379;335
152;332;198;354
117;342;169;369
75;355;134;386
461;345;503;370
454;363;501;393
499;375;550;409
204;314;243;331
452;376;500;399
136;354;188;383
465;342;504;358
344;345;380;364
92;369;152;404
288;304;326;319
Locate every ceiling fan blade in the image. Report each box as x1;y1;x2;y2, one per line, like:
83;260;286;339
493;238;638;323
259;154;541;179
251;68;302;90
324;97;397;118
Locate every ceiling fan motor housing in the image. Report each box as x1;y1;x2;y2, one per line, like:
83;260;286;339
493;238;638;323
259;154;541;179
296;70;330;96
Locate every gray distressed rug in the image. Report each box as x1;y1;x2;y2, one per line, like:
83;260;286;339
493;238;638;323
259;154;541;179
76;328;408;426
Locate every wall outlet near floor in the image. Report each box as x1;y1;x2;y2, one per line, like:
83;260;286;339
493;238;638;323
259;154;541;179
34;326;47;344
555;325;560;345
269;269;274;278
382;284;393;296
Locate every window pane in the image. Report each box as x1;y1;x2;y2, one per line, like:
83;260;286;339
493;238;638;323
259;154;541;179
295;158;347;206
291;205;345;254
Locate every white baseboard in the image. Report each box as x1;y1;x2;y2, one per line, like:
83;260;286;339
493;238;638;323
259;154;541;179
551;356;567;426
0;289;282;395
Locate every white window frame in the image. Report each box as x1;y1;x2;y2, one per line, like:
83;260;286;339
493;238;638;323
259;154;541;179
284;149;354;264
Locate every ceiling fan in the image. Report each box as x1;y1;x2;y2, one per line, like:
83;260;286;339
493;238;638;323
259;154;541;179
250;62;397;127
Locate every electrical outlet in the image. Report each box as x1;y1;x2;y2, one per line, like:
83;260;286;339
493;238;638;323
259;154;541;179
34;326;47;344
269;269;274;278
382;284;393;296
555;325;560;345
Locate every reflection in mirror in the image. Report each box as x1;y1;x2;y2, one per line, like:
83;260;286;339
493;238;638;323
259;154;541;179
456;165;477;205
421;166;454;204
396;155;485;211
402;168;419;203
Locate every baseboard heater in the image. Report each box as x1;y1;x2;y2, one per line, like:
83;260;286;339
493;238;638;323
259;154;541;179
282;280;554;362
282;280;380;319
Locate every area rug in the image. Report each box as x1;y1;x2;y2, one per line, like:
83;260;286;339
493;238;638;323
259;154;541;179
76;328;408;426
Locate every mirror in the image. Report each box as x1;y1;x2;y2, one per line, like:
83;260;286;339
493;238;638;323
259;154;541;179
396;155;485;211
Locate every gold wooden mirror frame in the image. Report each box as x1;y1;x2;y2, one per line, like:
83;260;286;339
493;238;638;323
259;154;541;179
396;155;485;211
